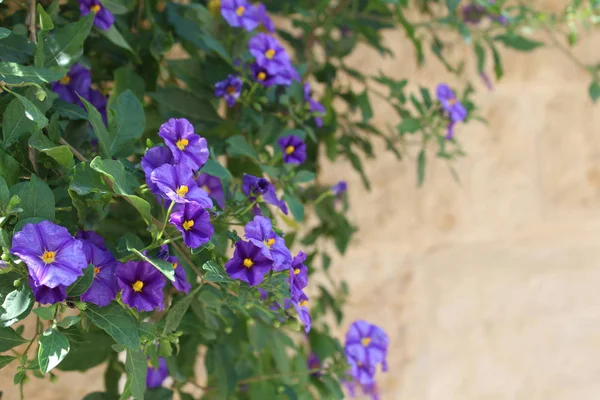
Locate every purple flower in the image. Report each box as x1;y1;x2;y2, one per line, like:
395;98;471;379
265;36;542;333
224;240;273;286
255;3;275;33
76;230;107;250
142;146;174;194
215;75;243;108
196;173;225;209
79;239;119;307
51;64;91;106
291;294;311;333
304;83;326;127
344;320;389;371
79;0;114;31
116;261;166;312
250;63;295;87
166;256;191;293
170;202;214;249
277;135;306;165
242;174;288;215
244;216;292;271
88;88;108;125
220;0;260;31
158;118;209;171
436;84;467;123
150;163;213;208
445;121;456;141
156;244;170;260
11;221;87;288
28;277;67;305
289;251;308;295
146;357;168;388
307;353;322;376
249;33;292;74
462;4;486;24
331;180;348;196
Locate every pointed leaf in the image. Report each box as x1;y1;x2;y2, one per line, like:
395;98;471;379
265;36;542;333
84;303;140;349
0;326;28;352
38;328;70;374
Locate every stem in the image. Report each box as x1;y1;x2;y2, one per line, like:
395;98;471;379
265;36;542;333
60;138;88;162
27;0;37;44
233;200;257;217
157;201;175;240
313;190;333;206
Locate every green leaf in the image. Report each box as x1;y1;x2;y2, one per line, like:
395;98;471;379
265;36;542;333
149;88;221;122
2;98;37;147
226;135;258;159
356;90;373;123
6;90;48;130
0;326;28;352
589;81;600;103
0;62;65;85
67;265;95;296
397;117;421;134
28;131;73;167
0;149;22;187
79;96;111;159
33;306;55;320
10;175;55;221
107;90;145;157
84;303;140;349
474;42;486;73
284;193;304;222
110;67;145;105
163;286;201;334
101;0;132;14
446;0;461;13
0;33;35;64
292;171;316;184
58;329;113;371
0;28;11;39
129;248;176;282
0;276;33;327
202;260;231;283
38;328;70;374
57;316;81;329
125;348;146;400
0;355;17;369
417;148;426;187
0;177;8;209
70;162;109;195
99;26;137;56
200;159;232;181
43;13;94;67
494;34;543;52
489;41;503;80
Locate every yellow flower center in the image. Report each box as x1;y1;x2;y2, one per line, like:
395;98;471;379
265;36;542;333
236;5;245;16
299;299;308;307
41;251;55;264
93;266;101;275
294;268;300;275
176;138;189;151
60;75;71;85
132;280;144;292
356;361;362;367
90;4;101;12
182;220;194;231
265;49;276;59
172;262;178;270
243;258;254;268
202;185;211;194
265;238;276;248
226;86;237;95
257;72;266;81
448;98;456;106
176;185;189;197
361;337;371;347
285;145;295;155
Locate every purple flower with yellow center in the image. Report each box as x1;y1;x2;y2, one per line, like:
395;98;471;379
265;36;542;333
220;0;260;31
142;146;174;194
304;83;326;127
215;75;243;108
158;118;209;171
344;320;389;371
249;33;292;74
166;256;191;293
170;202;214;249
196;173;225;209
79;0;114;31
291;293;312;333
225;240;273;286
28;277;67;305
436;83;467;123
244;216;292;271
11;221;87;288
150;163;213;208
116;261;166;312
250;63;293;87
331;180;348;197
278;135;306;165
146;357;168;388
254;3;275;33
289;251;308;295
242;174;288;215
51;64;91;106
80;238;119;307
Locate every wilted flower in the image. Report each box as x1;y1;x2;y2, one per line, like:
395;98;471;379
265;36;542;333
214;75;243;108
436;84;467;123
196;173;225;209
116;261;166;312
28;277;67;305
242;174;288;215
11;221;87;288
158;118;209;171
225;240;273;286
244;216;292;271
278;135;307;165
80;238;119;307
142;146;174;194
146;357;168;388
170;202;214;249
78;0;114;31
166;256;192;293
150;163;213;208
220;0;260;31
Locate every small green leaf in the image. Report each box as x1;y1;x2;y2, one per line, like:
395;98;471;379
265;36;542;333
0;177;8;208
33;306;55;320
417;148;426;187
0;28;11;39
397;117;421;134
0;326;28;352
2;98;36;147
6;90;48;130
284;193;304;222
200;159;232;181
29;131;73;167
494;34;543;52
202;260;231;283
125;348;146;400
163;286;201;334
357;90;373;123
0;277;33;328
129;248;175;282
0;148;21;187
84;303;140;349
57;316;81;329
79;96;110;159
0;355;17;369
446;0;461;13
489;41;503;80
226;135;258;159
292;171;316;183
474;42;486;73
9;175;55;221
589;81;600;103
108;90;145;157
38;328;70;374
99;25;137;56
43;13;94;67
67;265;95;296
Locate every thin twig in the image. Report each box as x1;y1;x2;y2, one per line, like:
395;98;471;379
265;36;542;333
27;0;37;44
60;138;88;162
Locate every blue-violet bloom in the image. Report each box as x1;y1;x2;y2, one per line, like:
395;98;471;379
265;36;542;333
220;0;260;31
242;174;288;215
146;357;168;388
116;261;166;312
225;240;273;286
28;277;67;305
170;202;214;249
278;135;307;165
142;146;174;194
167;256;192;293
51;64;91;106
196;173;225;209
435;83;467;123
244;216;292;271
331;180;348;197
304;83;326;127
79;0;114;31
215;75;243;108
158;118;209;171
344;320;389;371
150;163;213;208
255;3;275;33
80;238;119;307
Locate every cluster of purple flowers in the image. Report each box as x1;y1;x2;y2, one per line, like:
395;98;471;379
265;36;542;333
343;320;389;400
51;64;108;123
220;0;274;33
142;118;220;248
462;1;508;26
435;83;468;140
249;33;299;87
78;0;114;31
